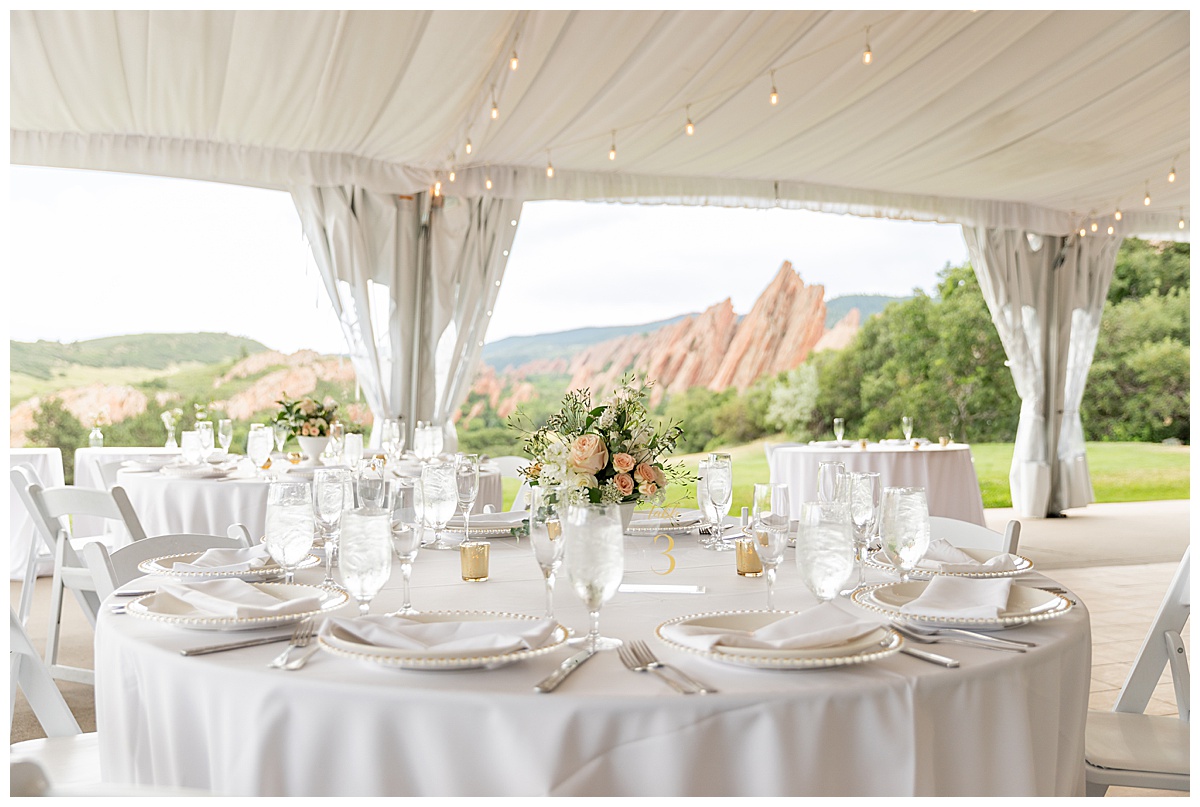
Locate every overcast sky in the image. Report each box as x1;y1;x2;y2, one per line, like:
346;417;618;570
9;166;969;354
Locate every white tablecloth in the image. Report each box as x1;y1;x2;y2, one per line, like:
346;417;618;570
73;447;181;536
95;531;1090;796
769;443;987;525
8;448;64;579
116;463;504;539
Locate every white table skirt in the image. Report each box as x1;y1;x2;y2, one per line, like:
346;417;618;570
95;533;1089;796
769;444;987;525
74;447;182;536
8;448;64;579
116;464;504;539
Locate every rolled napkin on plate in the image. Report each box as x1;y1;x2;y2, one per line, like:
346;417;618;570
897;576;1013;620
916;539;1022;574
142;578;321;619
447;511;527;529
661;603;882;653
171;544;273;573
320;615;558;655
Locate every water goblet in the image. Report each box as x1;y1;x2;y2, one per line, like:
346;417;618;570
817;460;847;506
421;461;460;550
529;485;566;622
247;426;273;477
879;486;931;583
388;479;421;615
701;453;734;550
272;421;290;455
751;482;790;610
313;468;350;588
902;416;914;442
180;431;201;465
413;421;429;461
264;480;314;584
343;432;364;469
455;453;480;538
563;501;624;650
356;458;387;510
833;417;845;442
795;501;857;603
218;419;234;454
194;421;215;461
844;471;881;593
339;507;392;615
428;422;445;459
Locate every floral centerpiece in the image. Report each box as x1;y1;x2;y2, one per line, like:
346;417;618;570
161;407;183;449
273;396;339;437
512;376;686;509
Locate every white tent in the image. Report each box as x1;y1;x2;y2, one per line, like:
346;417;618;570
10;9;1190;516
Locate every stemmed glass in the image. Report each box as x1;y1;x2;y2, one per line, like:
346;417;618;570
563;501;624;651
339;507;392;615
529;485;565;623
218;419;234;454
817;460;847;506
272;421;290;456
328;422;345;464
313;468;350;588
428;422;445;459
194;421;215;461
264;480;314;584
844;471;881;593
247;425;273;477
795;501;857;603
751;483;790;610
421;461;459;550
356;458;387;509
455;453;480;538
700;453;734;550
879;486;931;583
902;416;914;442
413;421;430;461
180;431;201;465
833;417;845;443
343;433;364;469
381;418;405;463
388;479;421;615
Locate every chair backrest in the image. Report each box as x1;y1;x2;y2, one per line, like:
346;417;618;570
82;530;252;599
928;516;1020;555
9;608;81;738
489;456;526;479
94;460;128;490
13;467;148;552
1115;546;1190;721
509;482;531;512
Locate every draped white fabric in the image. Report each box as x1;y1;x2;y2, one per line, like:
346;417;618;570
963;227;1120;517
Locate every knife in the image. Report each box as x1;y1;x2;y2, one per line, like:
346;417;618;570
618;583;706;594
180;633;295;656
533;648;596;692
900;646;960;668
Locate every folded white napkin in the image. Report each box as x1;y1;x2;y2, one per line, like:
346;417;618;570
630;510;702;529
171;544;273;573
161;461;230;479
916;539;1022;574
320;615;558;655
661;603;881;653
144;578;320;619
224;458;261;479
447;511;526;528
897;576;1013;620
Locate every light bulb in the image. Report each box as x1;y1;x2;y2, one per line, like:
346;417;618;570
546;153;554;178
485;176;493;190
1079;227;1086;237
770;88;778;105
685;105;694;136
1144;192;1152;206
1179;218;1186;230
1090;221;1098;232
433;179;442;197
491;102;499;120
1114;208;1123;221
862;27;872;65
449;168;456;182
510;51;519;71
1107;225;1114;235
465;139;473;155
1168;167;1176;183
1179;211;1186;229
609;131;617;161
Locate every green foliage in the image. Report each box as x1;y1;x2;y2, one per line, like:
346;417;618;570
661;387;736;454
27;398;88;484
765;364;819;439
1106;239;1190;304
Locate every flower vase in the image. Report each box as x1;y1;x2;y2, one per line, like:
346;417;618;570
164;427;178;449
88;427;104;448
297;436;331;467
619;501;636;533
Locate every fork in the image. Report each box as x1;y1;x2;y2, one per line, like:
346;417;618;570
893;624;1025;653
617;643;691;694
897;623;1037;649
631;641;716;694
268;617;315;669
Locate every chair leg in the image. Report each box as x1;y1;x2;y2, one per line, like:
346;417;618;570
45;540;67;672
1085;779;1109;797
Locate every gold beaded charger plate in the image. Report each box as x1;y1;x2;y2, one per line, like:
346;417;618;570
865;548;1034;579
124;582;348;631
851;581;1073;630
138;551;321;582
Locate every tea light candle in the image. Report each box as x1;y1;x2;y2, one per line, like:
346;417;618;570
460;541;490;582
735;536;763;577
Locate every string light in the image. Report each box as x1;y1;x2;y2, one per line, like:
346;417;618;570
510;50;519;71
862;27;873;65
490;86;499;120
685;105;695;136
546;151;554;178
433;178;442;197
769;70;778;106
485;164;493;191
1114;203;1123;221
1168;157;1177;183
608;130;617;161
1179;209;1186;230
449;167;456;183
465;138;473;156
1078;226;1086;238
1144;181;1152;206
1107;225;1115;235
1090;219;1098;233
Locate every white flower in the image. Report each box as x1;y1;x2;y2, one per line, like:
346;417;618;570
567;471;598;489
540;462;565;484
544;441;568;463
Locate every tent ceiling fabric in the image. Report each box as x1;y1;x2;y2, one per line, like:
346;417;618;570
10;9;1189;238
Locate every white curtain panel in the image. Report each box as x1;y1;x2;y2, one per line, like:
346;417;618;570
963;226;1119;517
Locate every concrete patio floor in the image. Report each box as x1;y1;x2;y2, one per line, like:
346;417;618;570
11;500;1191;796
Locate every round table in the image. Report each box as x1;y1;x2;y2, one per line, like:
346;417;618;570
115;462;504;538
9;447;64;579
95;531;1090;796
769;443;987;525
73;447;182;535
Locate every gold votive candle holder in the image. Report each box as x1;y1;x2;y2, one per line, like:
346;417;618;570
859;438;869;450
939;436;949;447
460;541;490;582
735;537;763;577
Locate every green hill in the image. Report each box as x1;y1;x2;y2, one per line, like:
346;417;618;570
824;294;907;328
11;332;269;379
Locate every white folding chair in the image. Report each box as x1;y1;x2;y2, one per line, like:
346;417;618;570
508;481;531;512
928;515;1020;555
93;459;128;491
1084;547;1190;796
82;529;251;600
10;466;148;686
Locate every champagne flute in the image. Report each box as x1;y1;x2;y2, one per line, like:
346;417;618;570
455;453;480;538
421;461;459;550
795;501;857;603
180;431;201;465
328;421;345;464
563;501;624;650
844;471;881;593
194;421;215;461
751;483;790;610
388;479;421;615
247;426;273;477
339;507;392;615
701;453;734;550
902;416;914;442
879;486;931;583
313;468;350;588
218;419;234;454
264;480;314;584
817;460;847;506
833;417;845;443
529;485;565;622
272;421;290;455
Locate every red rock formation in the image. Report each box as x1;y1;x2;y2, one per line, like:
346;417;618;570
10;384;148;446
813;309;861;353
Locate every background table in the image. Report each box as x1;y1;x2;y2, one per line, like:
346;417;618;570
769;443;987;525
96;530;1089;796
74;447;181;535
8;448;64;579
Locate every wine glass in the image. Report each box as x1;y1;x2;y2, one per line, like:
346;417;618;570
751;483;790;610
313;468;350;588
343;433;364;469
879;486;931;583
421;461;459;550
388;478;421;615
563;501;624;651
247;426;273;477
413;421;429;461
428;422;445;459
356;458;387;510
455;453;480;538
817;461;846;505
264;480;314;584
180;431;201;465
701;453;734;550
328;421;345;464
272;421;290;455
194;421;215;461
381;418;405;463
844;471;881;593
902;416;914;442
339;507;392;615
529;485;565;622
218;419;234;454
795;501;857;603
833;417;845;443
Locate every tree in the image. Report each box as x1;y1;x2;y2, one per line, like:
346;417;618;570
766;364;819;439
27;397;88;484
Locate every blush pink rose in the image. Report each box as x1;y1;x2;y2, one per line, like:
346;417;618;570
651;464;667;487
612;452;636;473
613;473;635;497
634;462;656;483
569;434;609;474
638;481;659;497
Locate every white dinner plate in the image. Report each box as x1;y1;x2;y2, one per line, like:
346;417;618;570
654;610;903;669
850;581;1074;629
443;524;523;539
137;551;321;581
124;582;348;631
318;610;569;670
625;512;703;535
159;464;233;479
121;457;178;472
865;548;1035;579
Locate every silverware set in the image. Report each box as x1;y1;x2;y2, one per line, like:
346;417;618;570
267;618;319;671
617;640;715;694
